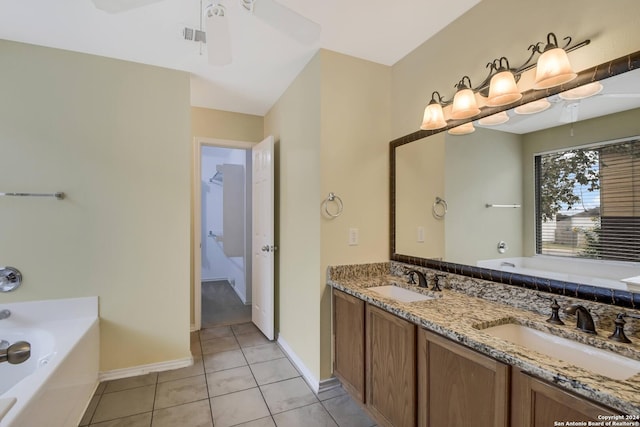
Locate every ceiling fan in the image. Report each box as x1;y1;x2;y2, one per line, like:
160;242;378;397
545;82;640;124
91;0;321;65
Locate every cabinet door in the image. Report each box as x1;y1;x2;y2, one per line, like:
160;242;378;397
419;329;509;427
511;369;620;426
366;304;416;427
333;289;365;402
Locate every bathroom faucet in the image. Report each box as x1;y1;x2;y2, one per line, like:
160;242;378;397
0;309;10;320
407;270;428;288
564;304;597;334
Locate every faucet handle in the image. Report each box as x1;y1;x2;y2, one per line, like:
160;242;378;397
547;299;565;326
609;312;640;343
432;274;446;292
537;294;565;325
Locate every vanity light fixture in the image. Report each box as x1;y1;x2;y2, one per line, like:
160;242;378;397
514;98;551;115
533;33;578;90
486;58;522;107
559;81;603;100
448;122;475;135
420;91;448;130
451;76;481;120
478;111;510;126
418;32;589;131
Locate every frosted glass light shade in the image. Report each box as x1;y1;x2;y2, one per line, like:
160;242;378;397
420;102;447;130
514;99;551;115
448;122;475;135
451;88;480;120
487;71;522;106
533;47;577;89
559;81;603;100
478;111;509;126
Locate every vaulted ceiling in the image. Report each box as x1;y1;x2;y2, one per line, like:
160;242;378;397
0;0;480;115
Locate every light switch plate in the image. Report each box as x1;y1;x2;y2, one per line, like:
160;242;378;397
417;226;425;243
349;228;359;246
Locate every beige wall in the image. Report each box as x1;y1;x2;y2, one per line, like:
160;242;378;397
264;52;323;380
445;129;523;264
190;107;264;326
265;50;390;382
319;50;391;379
395;127;523;265
191;107;263;142
0;40;192;371
396;133;446;258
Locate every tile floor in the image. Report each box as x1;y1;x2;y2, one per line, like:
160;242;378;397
201;281;252;328
79;322;376;427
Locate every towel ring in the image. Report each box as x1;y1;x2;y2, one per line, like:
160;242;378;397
323;192;343;218
432;197;447;219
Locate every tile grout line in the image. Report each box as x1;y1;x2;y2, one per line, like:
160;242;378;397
238;328;277;426
234;322;284;426
199;328;217;426
85;388;104;426
149;372;159;425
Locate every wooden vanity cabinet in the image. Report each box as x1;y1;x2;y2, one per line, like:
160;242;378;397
366;304;417;427
332;289;366;402
333;288;623;427
418;329;510;427
511;368;620;426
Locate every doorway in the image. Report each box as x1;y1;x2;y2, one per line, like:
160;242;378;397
194;138;254;330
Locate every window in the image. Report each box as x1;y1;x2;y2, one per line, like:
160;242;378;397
535;137;640;262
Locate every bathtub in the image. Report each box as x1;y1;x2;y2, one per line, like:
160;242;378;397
477;256;640;291
0;297;99;427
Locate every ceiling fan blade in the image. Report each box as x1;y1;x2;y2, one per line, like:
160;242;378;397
92;0;164;13
250;0;320;45
205;6;232;66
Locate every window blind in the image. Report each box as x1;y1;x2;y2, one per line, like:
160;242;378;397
535;137;640;262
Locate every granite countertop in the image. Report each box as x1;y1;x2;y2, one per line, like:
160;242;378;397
327;262;640;416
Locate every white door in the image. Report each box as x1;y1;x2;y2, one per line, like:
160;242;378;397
252;136;275;340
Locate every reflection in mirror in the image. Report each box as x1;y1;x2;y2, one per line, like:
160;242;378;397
394;66;640;293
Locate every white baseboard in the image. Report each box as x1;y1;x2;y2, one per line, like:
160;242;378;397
318;376;341;394
190;323;198;332
201;276;226;283
98;356;193;382
277;335;320;393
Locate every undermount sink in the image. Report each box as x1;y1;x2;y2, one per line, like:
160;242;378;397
480;322;640;380
368;285;437;303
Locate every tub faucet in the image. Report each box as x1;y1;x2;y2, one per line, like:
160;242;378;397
0;309;10;320
564;304;597;334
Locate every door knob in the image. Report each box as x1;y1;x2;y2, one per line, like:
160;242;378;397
261;245;270;252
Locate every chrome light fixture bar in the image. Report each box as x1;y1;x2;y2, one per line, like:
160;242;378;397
420;32;590;130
